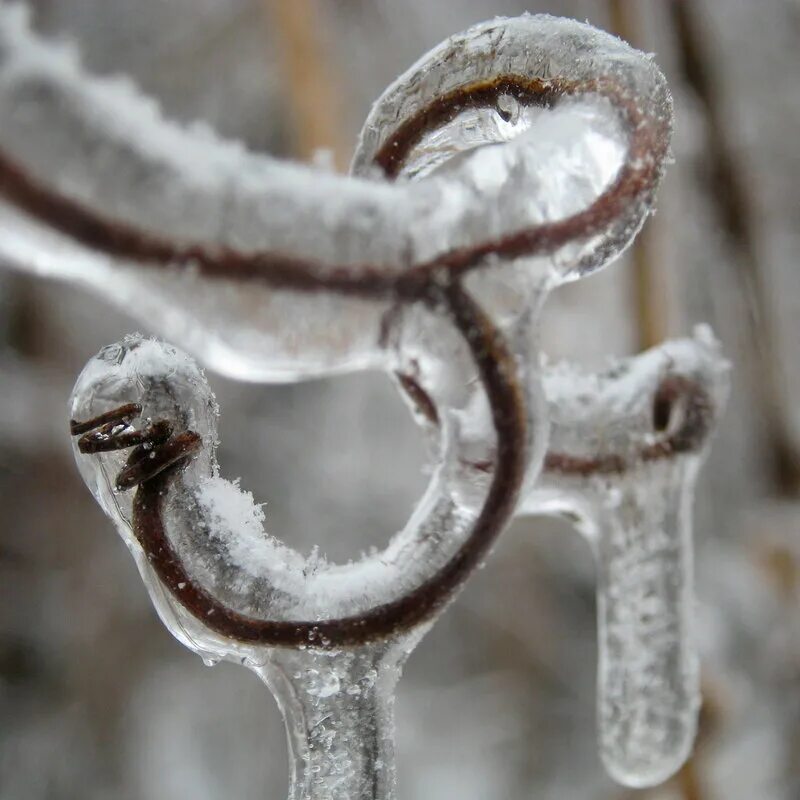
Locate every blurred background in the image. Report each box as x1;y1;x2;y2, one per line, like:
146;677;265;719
1;1;799;798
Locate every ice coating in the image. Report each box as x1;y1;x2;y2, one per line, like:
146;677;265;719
41;8;720;798
68;319;539;656
522;329;730;787
257;640;415;800
352;14;671;283
1;7;670;381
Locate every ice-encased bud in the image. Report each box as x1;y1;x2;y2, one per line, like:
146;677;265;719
68;336;240;664
69;334;217;529
523;330;729;788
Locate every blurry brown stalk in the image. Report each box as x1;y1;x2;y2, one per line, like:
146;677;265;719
263;0;349;170
608;0;669;351
607;6;705;800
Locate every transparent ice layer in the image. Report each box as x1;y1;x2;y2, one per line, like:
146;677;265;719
523;329;730;786
5;4;725;797
1;7;669;381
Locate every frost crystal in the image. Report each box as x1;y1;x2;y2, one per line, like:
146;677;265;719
0;6;732;798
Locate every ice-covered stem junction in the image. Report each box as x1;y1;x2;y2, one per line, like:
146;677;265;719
0;6;670;379
0;5;730;799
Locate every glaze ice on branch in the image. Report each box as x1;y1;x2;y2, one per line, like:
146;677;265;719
0;7;669;378
0;5;729;797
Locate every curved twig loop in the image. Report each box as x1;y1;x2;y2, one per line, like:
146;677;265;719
46;12;673;650
1;10;671;379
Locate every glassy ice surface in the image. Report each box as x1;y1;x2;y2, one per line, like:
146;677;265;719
523;329;730;787
257;639;419;800
1;8;669;381
17;3;716;796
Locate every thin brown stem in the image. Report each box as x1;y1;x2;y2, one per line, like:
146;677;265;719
264;0;349;170
607;0;668;351
0;72;667;300
72;281;528;648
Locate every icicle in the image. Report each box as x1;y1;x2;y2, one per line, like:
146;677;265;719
593;460;700;786
522;330;730;787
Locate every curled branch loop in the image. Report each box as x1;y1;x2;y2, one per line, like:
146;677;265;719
46;12;679;648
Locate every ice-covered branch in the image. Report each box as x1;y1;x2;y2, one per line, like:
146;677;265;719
5;6;729;797
525;330;730;787
67;286;531;655
0;6;670;380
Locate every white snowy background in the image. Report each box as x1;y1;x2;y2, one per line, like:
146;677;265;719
1;1;799;798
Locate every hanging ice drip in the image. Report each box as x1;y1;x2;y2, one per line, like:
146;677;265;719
0;7;730;799
521;330;729;786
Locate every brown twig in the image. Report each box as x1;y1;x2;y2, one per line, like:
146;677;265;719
72;282;528;647
607;0;669;351
0;73;668;300
469;373;713;480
